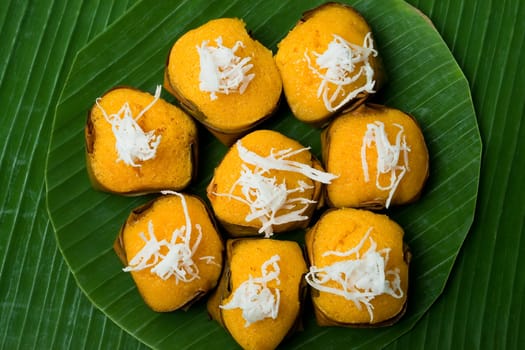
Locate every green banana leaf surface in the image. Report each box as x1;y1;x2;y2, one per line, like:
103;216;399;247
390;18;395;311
1;0;524;349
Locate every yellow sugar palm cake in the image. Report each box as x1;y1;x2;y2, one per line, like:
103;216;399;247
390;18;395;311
207;239;307;350
207;129;337;237
305;208;410;326
114;191;224;312
275;3;385;126
165;18;282;145
322;103;429;209
85;86;197;195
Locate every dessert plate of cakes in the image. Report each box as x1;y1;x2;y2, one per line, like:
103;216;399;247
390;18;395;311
46;1;481;349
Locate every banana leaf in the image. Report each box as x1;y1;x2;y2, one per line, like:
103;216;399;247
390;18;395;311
46;0;480;348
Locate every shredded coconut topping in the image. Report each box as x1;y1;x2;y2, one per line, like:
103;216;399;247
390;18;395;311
221;255;281;327
197;36;255;100
305;33;377;112
305;227;403;322
123;191;217;283
213;141;337;237
95;85;162;167
361;121;411;208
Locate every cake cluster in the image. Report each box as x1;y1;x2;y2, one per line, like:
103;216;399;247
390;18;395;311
84;3;429;350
